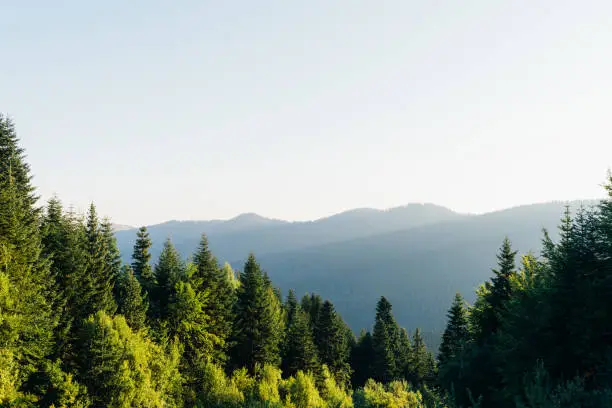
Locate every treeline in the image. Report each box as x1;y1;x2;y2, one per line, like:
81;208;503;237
5;112;612;407
0;116;442;407
437;179;612;406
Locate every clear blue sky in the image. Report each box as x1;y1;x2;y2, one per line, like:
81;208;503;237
2;0;611;226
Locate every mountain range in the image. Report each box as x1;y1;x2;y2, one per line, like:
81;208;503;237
114;200;599;346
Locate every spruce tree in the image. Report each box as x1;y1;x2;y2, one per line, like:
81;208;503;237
438;292;469;368
351;329;375;387
131;226;154;296
371;296;400;383
153;238;184;319
231;253;284;373
116;265;148;331
282;308;320;378
168;277;220;398
314;300;351;387
0;116;57;399
191;234;235;363
285;289;299;327
84;203;117;316
101;217;122;298
408;328;434;386
41;197;75;351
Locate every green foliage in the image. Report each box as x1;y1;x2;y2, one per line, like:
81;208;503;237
438;293;469;370
152;238;184;320
132;226;155;297
351;330;375;388
191;234;235;364
84;203;118;316
167;279;221;399
116;264;148;331
282;308;320;378
231;254;284;373
0;133;57;399
315;300;352;388
353;379;424;408
76;311;183;407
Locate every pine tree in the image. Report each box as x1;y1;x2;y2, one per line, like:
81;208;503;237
396;327;412;380
0;116;57;399
314;300;351;387
301;292;323;329
371;296;400;383
480;237;517;338
191;234;235;363
101;217;122;299
168;278;220;398
408;328;434;386
84;203;117;316
282;308;320;378
116;265;148;331
41;197;75;352
351;329;375;388
153;238;184;319
132;226;154;296
438;292;469;368
231;253;284;373
285;289;299;327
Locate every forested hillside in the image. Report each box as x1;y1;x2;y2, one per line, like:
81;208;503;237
2;114;612;407
115;205;465;263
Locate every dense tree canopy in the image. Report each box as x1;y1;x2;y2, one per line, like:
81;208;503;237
3;115;612;407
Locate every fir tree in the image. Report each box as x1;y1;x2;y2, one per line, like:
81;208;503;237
438;292;469;368
371;296;400;383
153;238;184;319
0;117;57;399
101;217;122;298
351;330;375;387
231;254;284;373
132;226;154;296
116;265;148;331
84;203;117;316
282;308;320;378
191;234;235;363
285;289;299;327
314;300;352;387
408;328;434;386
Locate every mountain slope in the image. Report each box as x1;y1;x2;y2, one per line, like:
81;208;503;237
249;200;598;334
115;203;464;262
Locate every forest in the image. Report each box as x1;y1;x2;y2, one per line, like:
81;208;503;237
2;113;612;407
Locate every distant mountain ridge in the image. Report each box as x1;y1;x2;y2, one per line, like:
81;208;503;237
114;199;602;339
115;203;465;262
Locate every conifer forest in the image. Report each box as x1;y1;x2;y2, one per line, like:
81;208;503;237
2;113;612;407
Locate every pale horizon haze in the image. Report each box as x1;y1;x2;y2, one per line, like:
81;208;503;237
2;0;611;226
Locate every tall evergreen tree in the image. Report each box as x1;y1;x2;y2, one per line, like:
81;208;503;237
285;289;299;327
371;296;400;383
41;197;75;352
438;292;469;368
351;329;375;388
153;238;184;320
282;308;320;378
231;254;284;373
116;265;148;331
191;234;235;363
314;300;352;387
301;292;323;329
0;117;58;399
408;328;435;386
84;203;117;316
131;226;154;296
101;217;122;298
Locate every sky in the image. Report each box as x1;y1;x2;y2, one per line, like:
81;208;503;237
1;0;611;226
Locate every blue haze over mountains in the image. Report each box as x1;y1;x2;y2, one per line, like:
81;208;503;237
115;200;598;342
